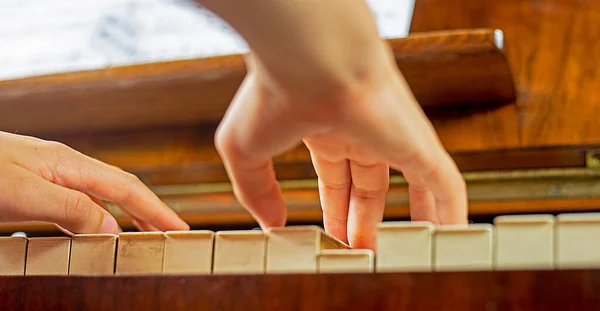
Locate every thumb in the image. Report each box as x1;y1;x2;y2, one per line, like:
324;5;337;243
13;170;121;234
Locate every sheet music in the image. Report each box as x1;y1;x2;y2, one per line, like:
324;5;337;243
0;0;415;80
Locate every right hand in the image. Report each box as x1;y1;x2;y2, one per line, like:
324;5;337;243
0;131;189;235
202;0;468;249
215;50;467;249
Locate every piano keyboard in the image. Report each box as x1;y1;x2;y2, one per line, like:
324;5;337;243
1;212;599;276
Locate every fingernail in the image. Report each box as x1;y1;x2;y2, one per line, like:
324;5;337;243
99;215;121;234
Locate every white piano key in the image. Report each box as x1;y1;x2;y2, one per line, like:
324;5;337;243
266;226;348;273
493;214;554;269
318;249;374;273
0;236;28;275
25;237;71;275
434;224;493;271
556;213;600;268
376;221;433;272
115;232;165;275
163;230;215;274
213;231;266;274
69;234;117;275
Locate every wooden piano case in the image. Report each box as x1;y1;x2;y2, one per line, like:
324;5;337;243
0;0;599;310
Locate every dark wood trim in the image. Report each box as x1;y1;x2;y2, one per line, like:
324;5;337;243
136;144;592;185
1;270;599;310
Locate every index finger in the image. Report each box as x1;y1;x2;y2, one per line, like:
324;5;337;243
213;76;297;230
35;141;189;231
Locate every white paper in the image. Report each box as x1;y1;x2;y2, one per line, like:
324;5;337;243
0;0;415;80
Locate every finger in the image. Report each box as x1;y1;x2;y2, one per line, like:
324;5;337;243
339;79;467;225
308;151;351;244
54;195;122;236
401;151;467;225
10;167;121;234
88;195;157;232
214;75;311;229
132;219;160;231
347;160;389;250
408;184;439;224
89;195;109;211
29;141;189;231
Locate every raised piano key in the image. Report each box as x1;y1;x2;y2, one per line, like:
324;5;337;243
266;226;349;273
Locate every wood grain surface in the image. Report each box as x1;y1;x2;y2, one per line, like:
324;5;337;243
1;270;600;310
0;28;514;136
31;123;592;186
411;0;600;151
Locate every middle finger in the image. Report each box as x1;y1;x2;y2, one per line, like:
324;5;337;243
347;160;389;250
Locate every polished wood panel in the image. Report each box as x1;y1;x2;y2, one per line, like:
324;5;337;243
34;124;593;186
410;0;600;151
1;271;599;310
0;29;515;136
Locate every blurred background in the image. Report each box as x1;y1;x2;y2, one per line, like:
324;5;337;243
0;0;415;80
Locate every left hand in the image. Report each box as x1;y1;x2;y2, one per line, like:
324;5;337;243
0;131;189;235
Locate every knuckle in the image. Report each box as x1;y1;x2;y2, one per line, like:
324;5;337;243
322;210;347;226
117;172;140;203
413;152;450;189
409;183;430;194
214;123;253;162
41;141;73;179
123;172;142;185
214;125;235;156
416;149;441;177
352;185;386;200
351;160;380;170
44;140;72;156
63;192;94;225
318;179;351;190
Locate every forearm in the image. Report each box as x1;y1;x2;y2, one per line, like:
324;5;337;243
196;0;395;96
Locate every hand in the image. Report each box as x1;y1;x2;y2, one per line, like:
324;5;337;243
0;131;189;234
215;53;467;250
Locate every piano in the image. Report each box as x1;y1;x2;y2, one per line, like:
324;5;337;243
1;0;599;310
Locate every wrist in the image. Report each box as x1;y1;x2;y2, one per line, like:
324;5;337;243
248;40;401;106
196;0;394;96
